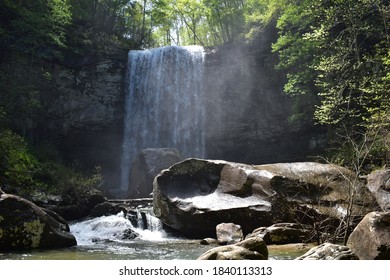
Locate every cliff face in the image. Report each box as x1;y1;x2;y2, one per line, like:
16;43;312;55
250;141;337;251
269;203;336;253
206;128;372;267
48;59;126;134
204;26;324;164
2;26;324;191
1;51;127;189
48;56;127;189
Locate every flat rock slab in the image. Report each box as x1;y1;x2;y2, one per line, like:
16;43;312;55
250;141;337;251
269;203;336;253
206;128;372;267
153;158;377;238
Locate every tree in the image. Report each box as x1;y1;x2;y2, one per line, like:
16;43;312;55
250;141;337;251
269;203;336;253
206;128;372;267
312;0;389;126
150;0;176;46
203;0;246;44
149;0;247;46
66;0;147;55
0;0;71;59
270;0;389;166
171;0;207;45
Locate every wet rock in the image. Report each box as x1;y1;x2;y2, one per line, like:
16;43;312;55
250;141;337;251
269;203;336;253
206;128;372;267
0;194;76;250
122;228;140;240
216;223;244;245
295;243;358;260
128;148;183;198
198;237;268;260
153;159;377;238
347;211;390;260
367;169;390;211
200;238;219;245
90;202;130;217
247;223;312;245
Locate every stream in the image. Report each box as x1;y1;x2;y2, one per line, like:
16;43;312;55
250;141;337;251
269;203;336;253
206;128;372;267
0;212;311;260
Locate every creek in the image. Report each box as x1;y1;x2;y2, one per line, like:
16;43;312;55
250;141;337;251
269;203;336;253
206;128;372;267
0;212;311;260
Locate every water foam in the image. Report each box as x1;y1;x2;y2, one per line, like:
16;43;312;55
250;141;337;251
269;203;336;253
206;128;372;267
70;212;167;245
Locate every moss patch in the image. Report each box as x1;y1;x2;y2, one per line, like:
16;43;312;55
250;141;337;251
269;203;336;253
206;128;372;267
23;219;45;248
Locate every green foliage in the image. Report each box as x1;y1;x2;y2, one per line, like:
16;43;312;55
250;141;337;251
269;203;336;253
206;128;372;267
269;0;390;167
0;68;42;125
202;0;246;44
42;162;103;204
147;0;247;47
0;129;45;195
268;0;322;124
312;0;390;127
0;0;71;59
66;0;145;55
0;116;103;200
0;0;155;59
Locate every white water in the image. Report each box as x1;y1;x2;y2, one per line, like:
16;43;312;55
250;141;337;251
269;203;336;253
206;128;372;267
70;212;167;246
120;46;206;191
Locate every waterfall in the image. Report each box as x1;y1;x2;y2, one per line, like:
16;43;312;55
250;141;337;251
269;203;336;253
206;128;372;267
120;46;206;191
70;212;167;245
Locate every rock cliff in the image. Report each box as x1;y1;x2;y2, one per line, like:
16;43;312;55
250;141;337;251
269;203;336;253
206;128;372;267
1;51;127;190
48;55;127;190
2;23;325;193
204;25;324;164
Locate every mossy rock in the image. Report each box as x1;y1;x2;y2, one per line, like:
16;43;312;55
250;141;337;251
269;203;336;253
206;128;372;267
0;193;76;250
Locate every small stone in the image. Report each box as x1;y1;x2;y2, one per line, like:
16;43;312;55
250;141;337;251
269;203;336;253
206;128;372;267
122;228;140;240
216;223;244;245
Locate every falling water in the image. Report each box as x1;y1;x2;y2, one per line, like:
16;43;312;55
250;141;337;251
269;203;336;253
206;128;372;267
70;212;167;245
120;46;206;191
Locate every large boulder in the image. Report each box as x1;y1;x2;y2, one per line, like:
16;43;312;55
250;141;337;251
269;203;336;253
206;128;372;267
153;158;377;238
347;211;390;259
367;169;390;211
198;237;268;260
295;243;358;260
0;193;77;250
128;148;183;198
